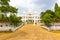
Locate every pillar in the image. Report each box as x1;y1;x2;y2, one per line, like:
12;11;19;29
25;15;27;24
33;17;35;25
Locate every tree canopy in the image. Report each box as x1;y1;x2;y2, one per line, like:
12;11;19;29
40;3;60;25
0;0;22;26
0;0;10;6
40;10;54;24
9;14;22;26
0;0;18;17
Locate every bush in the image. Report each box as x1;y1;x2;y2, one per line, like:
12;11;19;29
9;14;22;26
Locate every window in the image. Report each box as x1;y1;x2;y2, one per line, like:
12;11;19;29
35;17;37;18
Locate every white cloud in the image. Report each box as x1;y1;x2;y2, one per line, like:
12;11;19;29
9;0;34;9
57;0;60;6
9;0;45;12
9;0;57;16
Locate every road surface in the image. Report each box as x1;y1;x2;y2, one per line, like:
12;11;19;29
0;24;60;40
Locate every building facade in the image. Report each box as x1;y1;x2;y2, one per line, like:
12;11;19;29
21;11;40;25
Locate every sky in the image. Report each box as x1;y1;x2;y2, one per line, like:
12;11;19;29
9;0;60;16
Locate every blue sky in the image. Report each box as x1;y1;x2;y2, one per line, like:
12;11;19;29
9;0;60;16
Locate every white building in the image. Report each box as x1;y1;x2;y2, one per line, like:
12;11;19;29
21;11;40;25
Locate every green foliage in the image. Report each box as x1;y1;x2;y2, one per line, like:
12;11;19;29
0;0;18;17
8;6;18;13
0;14;5;22
55;3;60;19
0;0;21;26
54;3;60;22
41;3;60;25
9;14;22;26
0;6;9;13
55;3;58;12
41;10;54;24
0;0;10;6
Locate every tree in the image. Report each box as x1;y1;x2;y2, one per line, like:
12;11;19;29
54;3;60;22
0;0;10;6
40;3;60;26
8;6;18;13
0;0;18;17
9;14;22;26
40;3;60;27
0;13;5;22
55;3;58;12
40;10;55;26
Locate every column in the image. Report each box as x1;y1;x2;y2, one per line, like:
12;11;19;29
37;17;39;25
34;17;35;25
25;15;27;24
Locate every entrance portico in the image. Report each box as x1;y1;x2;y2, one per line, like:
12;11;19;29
21;11;40;25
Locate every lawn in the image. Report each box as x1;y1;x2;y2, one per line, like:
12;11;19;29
0;24;60;40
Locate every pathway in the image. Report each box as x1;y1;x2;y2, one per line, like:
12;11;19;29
0;24;60;40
